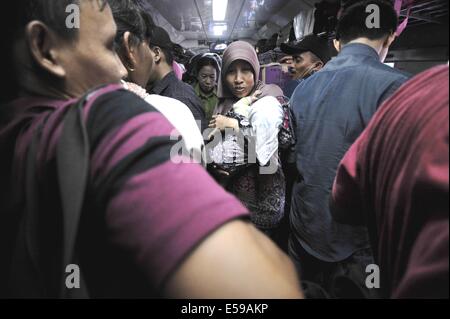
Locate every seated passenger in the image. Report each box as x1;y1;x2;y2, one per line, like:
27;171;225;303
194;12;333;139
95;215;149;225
331;65;449;299
0;0;302;299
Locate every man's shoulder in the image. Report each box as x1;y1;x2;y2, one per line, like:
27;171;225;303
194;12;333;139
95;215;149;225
86;88;161;124
369;62;410;82
85;88;175;145
168;79;203;106
1;87;162;132
146;94;194;116
172;78;198;96
317;60;410;88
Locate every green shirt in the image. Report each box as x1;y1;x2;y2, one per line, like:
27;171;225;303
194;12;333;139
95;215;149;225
194;83;218;123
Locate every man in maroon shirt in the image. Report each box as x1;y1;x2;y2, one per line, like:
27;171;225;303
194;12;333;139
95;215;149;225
0;0;302;298
331;65;449;298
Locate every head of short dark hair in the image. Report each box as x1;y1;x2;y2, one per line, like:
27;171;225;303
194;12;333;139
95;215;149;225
146;26;175;66
197;57;220;75
109;0;147;56
19;0;108;40
136;7;173;66
336;0;398;44
147;44;174;66
1;0;108;103
159;47;174;65
139;4;157;39
195;57;219;83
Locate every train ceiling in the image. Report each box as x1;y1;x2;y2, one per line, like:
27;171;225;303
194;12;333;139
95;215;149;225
140;0;448;44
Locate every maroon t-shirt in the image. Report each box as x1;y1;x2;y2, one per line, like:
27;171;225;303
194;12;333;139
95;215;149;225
0;86;249;297
331;66;449;298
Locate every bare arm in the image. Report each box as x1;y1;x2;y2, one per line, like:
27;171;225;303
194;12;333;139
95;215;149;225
163;220;303;299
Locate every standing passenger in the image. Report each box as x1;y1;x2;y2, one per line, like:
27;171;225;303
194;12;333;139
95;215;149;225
289;0;410;295
280;34;331;98
210;41;286;239
193;54;221;123
109;0;204;163
145;26;207;134
0;0;302;299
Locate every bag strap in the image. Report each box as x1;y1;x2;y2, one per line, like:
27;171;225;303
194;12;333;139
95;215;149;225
21;122;47;297
56;95;91;298
9;85;122;298
56;84;123;298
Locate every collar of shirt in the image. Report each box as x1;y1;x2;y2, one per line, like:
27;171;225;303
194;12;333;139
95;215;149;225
150;71;177;95
195;83;217;99
339;43;380;61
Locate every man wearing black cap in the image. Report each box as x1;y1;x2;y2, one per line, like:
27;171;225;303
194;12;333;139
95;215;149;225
281;34;331;82
146;26;207;133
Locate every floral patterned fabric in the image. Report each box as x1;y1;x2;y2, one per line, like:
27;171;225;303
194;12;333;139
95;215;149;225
208;107;286;230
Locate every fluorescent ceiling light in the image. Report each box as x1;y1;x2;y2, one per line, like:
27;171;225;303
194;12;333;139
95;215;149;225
213;24;228;36
213;0;228;21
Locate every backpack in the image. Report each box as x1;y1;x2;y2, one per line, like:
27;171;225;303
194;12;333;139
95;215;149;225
277;96;296;153
6;85;122;298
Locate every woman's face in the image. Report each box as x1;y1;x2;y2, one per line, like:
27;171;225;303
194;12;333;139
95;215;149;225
198;65;217;94
225;60;255;99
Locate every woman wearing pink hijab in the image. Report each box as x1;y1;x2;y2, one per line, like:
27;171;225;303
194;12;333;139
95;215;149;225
208;41;286;238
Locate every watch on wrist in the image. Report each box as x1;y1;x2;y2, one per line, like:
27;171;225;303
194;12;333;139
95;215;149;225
239;118;250;127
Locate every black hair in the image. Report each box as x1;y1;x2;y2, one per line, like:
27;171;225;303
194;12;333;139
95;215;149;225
336;0;398;44
20;0;80;40
136;6;174;66
196;58;219;83
139;4;156;38
19;0;108;40
197;57;220;76
1;0;108;103
109;0;147;57
173;44;194;65
156;47;174;65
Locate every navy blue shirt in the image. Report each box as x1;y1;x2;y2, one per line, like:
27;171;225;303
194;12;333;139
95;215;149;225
284;79;302;99
290;43;410;262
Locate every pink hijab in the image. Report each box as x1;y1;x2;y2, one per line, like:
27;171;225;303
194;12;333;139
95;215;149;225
215;41;283;115
172;61;184;80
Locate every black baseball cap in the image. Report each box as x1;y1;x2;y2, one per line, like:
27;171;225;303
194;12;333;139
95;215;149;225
148;26;175;50
281;34;331;64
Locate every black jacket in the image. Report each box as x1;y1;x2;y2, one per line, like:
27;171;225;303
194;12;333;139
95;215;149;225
149;72;207;134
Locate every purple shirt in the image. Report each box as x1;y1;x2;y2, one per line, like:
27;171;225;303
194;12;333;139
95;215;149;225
331;66;449;298
0;86;249;297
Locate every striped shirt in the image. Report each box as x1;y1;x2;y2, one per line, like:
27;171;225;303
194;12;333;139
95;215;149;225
0;85;249;297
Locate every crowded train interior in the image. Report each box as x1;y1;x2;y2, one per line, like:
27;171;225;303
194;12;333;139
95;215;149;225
0;0;448;301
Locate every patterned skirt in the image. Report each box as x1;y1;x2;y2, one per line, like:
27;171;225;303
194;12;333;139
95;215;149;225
226;165;286;231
